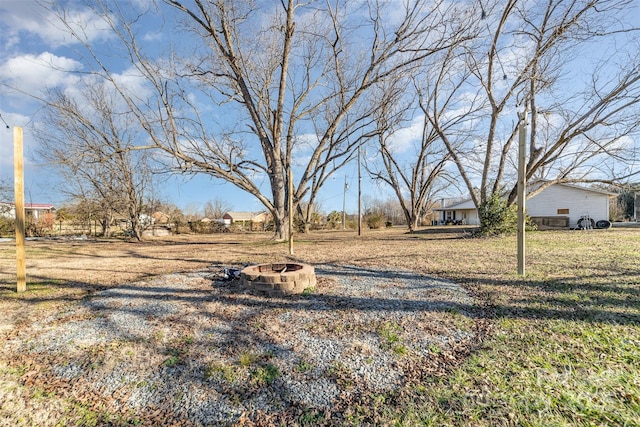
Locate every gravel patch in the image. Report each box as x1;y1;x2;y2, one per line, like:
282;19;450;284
1;264;478;425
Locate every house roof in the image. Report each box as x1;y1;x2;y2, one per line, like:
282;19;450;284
434;182;616;212
26;203;56;210
0;202;55;210
224;211;267;221
531;181;617;196
433;198;477;211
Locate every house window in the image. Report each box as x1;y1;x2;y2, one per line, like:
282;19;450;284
557;208;569;215
446;211;453;220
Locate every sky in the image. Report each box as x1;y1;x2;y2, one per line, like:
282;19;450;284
0;0;408;216
1;1;637;217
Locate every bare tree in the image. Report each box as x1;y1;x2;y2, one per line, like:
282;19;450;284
295;200;324;232
203;197;232;219
46;0;473;240
0;179;13;236
0;178;10;201
426;0;640;218
366;75;458;231
33;81;154;240
182;202;203;222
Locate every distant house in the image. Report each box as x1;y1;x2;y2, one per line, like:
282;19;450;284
0;202;56;223
152;211;170;225
434;182;615;229
223;211;270;230
434;199;479;225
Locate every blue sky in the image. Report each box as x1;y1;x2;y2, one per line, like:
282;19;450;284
1;1;637;216
0;0;398;215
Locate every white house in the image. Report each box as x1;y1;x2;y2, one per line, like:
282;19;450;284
527;182;615;229
434;182;615;229
0;202;56;223
434;198;479;225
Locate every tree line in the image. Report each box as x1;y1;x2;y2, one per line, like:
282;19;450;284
1;178;637;238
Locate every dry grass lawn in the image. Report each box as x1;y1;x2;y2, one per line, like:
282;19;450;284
1;227;638;426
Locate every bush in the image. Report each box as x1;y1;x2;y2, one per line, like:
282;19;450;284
366;213;384;229
0;217;14;237
188;220;229;234
477;192;518;236
326;211;342;229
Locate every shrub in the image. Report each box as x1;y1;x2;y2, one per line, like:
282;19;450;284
365;213;384;229
251;363;280;386
477;191;518;236
326;211;342;229
0;217;14;237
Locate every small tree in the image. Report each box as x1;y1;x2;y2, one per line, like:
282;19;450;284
616;185;640;220
326;211;342;229
365;213;385;230
34;82;155;241
477;191;518;236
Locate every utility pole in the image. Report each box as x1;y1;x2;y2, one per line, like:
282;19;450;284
358;145;362;236
14;127;26;292
288;163;294;255
517;108;528;276
342;175;348;230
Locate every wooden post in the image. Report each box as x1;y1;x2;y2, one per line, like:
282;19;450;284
517;110;527;276
288;164;294;255
14;127;26;292
342;175;347;230
357;145;362;236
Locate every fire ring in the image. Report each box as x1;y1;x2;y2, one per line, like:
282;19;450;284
239;263;316;297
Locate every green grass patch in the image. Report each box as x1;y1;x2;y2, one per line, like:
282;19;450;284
163;355;180;368
239;351;257;367
206;351;282;387
392;344;408;356
204;362;239;383
378;320;408;356
295;359;314;373
250;363;280;386
378;304;640;426
299;409;328;425
379;321;401;343
0;280;65;298
338;229;640;426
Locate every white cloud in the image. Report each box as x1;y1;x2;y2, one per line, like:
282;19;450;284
0;1;114;49
290;133;318;167
59;63;153;108
386;115;424;153
296;133;320;148
143;31;164;42
0;52;83;91
111;65;153;99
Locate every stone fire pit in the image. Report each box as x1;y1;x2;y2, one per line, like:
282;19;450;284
239;263;316;297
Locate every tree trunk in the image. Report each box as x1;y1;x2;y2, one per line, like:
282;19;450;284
408;215;419;232
270;161;288;241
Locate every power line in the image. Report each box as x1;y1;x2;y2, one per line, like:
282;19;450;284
0;114;10;129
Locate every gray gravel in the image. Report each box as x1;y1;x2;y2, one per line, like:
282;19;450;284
2;264;477;425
